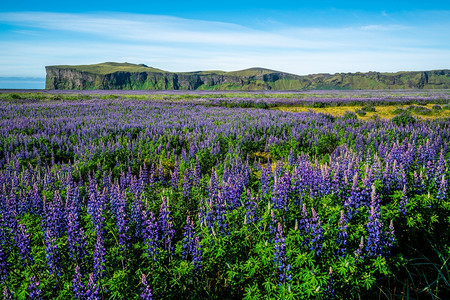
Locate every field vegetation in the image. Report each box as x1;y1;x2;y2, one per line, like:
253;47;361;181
0;90;449;299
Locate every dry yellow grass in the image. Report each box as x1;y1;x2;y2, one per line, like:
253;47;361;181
272;104;450;120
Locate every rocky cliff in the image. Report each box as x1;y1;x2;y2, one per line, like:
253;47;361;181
45;62;450;90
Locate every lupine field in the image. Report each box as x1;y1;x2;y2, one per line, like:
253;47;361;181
0;91;449;299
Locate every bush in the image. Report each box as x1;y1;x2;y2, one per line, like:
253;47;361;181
343;111;358;120
432;104;442;111
442;104;450;110
393;107;406;115
407;105;432;115
361;105;376;112
316;133;338;155
392;112;416;126
254;101;269;109
355;108;367;116
312;102;326;108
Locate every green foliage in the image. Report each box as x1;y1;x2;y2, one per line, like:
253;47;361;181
361;104;376;112
432;104;442;111
392;112;417;126
355;108;367;116
343;111;358;120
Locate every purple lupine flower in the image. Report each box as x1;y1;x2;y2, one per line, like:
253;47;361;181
274;222;291;285
0;245;8;284
399;185;408;216
384;220;395;256
272;171;291;211
437;175;447;200
31;183;43;216
44;229;61;275
93;229;106;282
324;267;336;299
116;191;129;252
413;171;425;195
148;164;156;189
299;203;309;233
3;287;14;300
15;223;34;266
192;235;202;273
267;209;277;242
131;195;145;238
67;199;87;263
1;202;11;280
309;208;323;256
354;236;364;262
158;197;175;252
366;191;383;257
182;168;192;199
215;191;229;236
171;162;180;190
140;164;149;188
182;216;195;259
260;163;273;196
336;211;348;257
344;174;365;219
28;275;42;300
140;274;153;300
45;191;66;237
85;273;100;300
87;187;106;233
245;190;259;226
73;265;85;300
157;162;166;186
142;210;159;260
193;158;201;185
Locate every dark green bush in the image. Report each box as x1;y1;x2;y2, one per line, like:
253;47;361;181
355;108;367;116
392;112;416;126
343;111;358;120
361;105;376;112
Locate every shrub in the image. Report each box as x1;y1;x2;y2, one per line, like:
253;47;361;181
407;105;432;115
393;107;406;114
432;104;442;111
392;112;416;126
312;102;326;108
361;105;376;112
343;111;358;120
355;108;367;116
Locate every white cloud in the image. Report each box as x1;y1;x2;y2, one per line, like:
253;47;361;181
0;12;449;77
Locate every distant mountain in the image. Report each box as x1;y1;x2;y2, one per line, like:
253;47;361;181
45;62;450;90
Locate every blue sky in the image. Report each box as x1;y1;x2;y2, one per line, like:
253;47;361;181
1;1;449;88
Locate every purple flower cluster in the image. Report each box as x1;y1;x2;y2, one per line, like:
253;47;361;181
93;230;106;281
73;265;85;300
44;229;61;275
158;197;175;253
28;275;42;300
140;274;153;300
15;223;34;266
336;211;348;256
142;210;159;260
274;222;291;284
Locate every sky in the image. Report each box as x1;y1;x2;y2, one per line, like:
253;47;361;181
0;1;449;88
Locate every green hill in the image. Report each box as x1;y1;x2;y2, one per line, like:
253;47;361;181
45;62;450;90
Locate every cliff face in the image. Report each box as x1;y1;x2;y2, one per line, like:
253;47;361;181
45;63;450;90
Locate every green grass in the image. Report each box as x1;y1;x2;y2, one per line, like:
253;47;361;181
47;62;165;75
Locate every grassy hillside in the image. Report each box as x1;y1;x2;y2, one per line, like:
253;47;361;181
46;62;450;90
50;62;165;75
